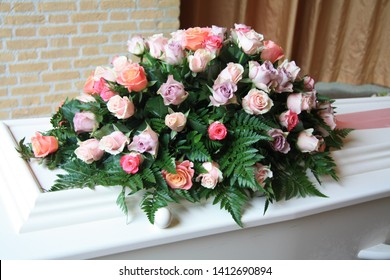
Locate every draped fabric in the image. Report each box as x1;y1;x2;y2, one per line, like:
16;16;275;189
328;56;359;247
180;0;390;87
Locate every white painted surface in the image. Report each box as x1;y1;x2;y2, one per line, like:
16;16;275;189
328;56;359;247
0;97;389;259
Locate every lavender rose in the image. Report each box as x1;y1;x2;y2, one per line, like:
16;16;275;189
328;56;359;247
73;111;99;134
157;75;189;105
268;129;291;154
128;126;159;157
209;81;237;106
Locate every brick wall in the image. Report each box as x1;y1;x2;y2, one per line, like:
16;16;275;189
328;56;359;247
0;0;180;120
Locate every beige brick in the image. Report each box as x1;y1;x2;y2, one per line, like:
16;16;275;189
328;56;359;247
0;53;15;63
0;111;10;120
111;33;129;43
42;71;80;82
110;12;129;21
9;62;48;73
101;22;137;32
101;0;136;9
0;77;17;87
18;51;38;61
0;98;19;109
48;15;69;24
15;27;36;37
82;46;100;56
74;57;109;68
71;12;107;23
165;8;180;18
12;85;51;96
55;82;72;92
53;60;72;70
38;2;76;12
159;0;180;7
101;44;126;55
80;0;99;10
7;39;47;50
72;35;108;46
0;3;11;12
44;93;73;103
41;49;79;59
50;38;69;48
138;0;158;8
12;106;53;118
0;66;5;74
0;28;12;37
138;21;157;30
80;24;99;34
4;15;45;25
131;10;164;19
21;96;42;106
20;75;40;84
157;21;179;30
0;88;7;97
39;25;77;36
13;2;35;12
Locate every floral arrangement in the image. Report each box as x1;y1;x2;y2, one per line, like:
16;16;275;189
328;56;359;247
17;24;351;227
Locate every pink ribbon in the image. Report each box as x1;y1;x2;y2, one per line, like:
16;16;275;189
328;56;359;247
336;108;390;130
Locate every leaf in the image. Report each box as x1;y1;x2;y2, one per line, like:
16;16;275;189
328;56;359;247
144;96;168;118
15;137;34;161
116;187;128;215
141;190;175;224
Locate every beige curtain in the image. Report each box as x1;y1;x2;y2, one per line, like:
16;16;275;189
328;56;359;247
180;0;390;87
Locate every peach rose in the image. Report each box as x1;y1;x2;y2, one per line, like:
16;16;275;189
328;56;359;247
99;131;129;155
296;128;320;153
188;49;215;73
93;66;117;82
31;132;58;158
183;27;211;51
165;112;187;132
116;62;148;92
261;40;284;63
83;72;95;94
107;95;135;119
162;160;195;190
242;88;274;115
215;63;244;85
196;162;223;189
74;138;104;164
254;163;273;187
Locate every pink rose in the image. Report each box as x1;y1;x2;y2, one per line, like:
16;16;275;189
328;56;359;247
94;66;117;82
279;110;299;132
317;102;336;131
303;76;315;91
76;93;97;103
196;161;223;189
157;75;189;105
107;95;135;119
188;49;215;73
287;92;316;114
146;33;168;59
163;41;185;65
31;132;58;158
165;112;187;132
231;24;264;55
83;72;95;94
99;131;129;155
93;77;116;102
183;27;211;51
208;121;227;140
127;35;146;55
261;40;284;63
203;35;223;53
120;152;143;174
112;56;132;74
116;62;148;92
209;81;237;107
301;91;317;112
73;112;99;134
215;63;244;85
248;61;278;90
296;128;320;153
74;138;104;164
280;60;300;82
128;126;159;157
162;160;195;190
242;88;274;115
254;163;273;187
268;129;290;154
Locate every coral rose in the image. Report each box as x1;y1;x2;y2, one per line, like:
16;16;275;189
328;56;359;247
208;121;227;140
120;152;143;174
183;27;211;51
31;132;58;158
116;63;148;92
261;40;284;63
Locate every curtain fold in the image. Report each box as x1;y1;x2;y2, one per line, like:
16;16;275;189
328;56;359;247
180;0;390;87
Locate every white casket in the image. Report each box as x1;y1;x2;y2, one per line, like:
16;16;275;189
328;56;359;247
0;97;389;260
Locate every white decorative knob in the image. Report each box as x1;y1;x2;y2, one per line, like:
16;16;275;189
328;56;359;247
154;207;172;229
